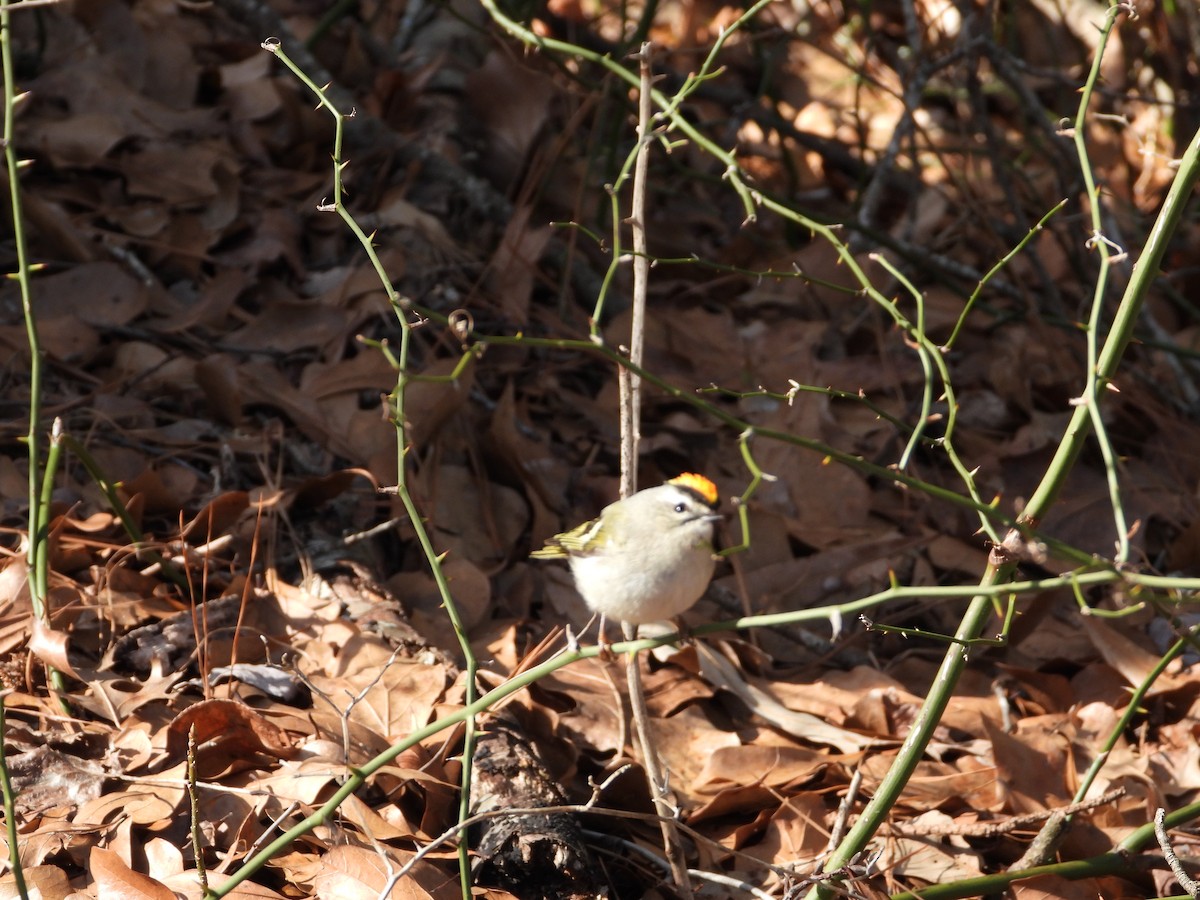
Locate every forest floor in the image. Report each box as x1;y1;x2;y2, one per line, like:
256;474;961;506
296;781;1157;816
3;0;1200;898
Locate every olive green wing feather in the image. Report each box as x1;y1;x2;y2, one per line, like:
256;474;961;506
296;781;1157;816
530;516;605;558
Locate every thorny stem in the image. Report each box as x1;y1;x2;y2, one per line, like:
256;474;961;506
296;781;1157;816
261;39;479;900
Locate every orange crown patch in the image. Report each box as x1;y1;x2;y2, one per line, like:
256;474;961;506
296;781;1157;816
667;472;719;508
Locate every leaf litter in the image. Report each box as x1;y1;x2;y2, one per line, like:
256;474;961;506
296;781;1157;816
0;0;1198;898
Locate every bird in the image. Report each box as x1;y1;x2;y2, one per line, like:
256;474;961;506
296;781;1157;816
532;473;721;627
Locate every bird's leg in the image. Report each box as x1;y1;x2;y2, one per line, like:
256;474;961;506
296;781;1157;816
596;614;615;661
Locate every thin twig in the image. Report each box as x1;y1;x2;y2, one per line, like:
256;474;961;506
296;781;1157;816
0;693;29;900
187;725;210;892
825;767;863;856
1154;808;1200;898
618;41;694;899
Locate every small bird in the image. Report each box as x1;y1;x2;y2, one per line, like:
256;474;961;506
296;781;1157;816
532;473;722;625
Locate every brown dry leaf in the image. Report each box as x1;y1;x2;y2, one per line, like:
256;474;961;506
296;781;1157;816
220;52;282;121
165;699;297;776
0;556;30;604
81;667;185;721
716;533;920;616
535;658;627;759
1011;874;1109;900
26;113;130;165
737;791;832;868
119;462;203;515
925;534;990;577
109;341;194;389
90;847;177;900
689;783;781;832
367;189;441;235
641;647;716;716
252;758;359;806
77;761;188;828
652;707;742;798
217;207;304;270
764;669;881;728
693;742;834;795
309;647;449;745
180;491;251;541
288;469;379;511
695;643;875;752
612;305;747;389
193;355;244;424
463;51;555;186
312;845;457;900
29;617;82;680
0;866;73;900
1080;615;1188;694
1007;598;1097;668
743;318;827;391
483;204;552;323
855;753;992;815
1146;719;1200;797
884;811;984;885
337;792;433;843
984;716;1073;814
121;141;232;205
142;839;183;885
163;868;286;900
33;262;149;326
302;351;395;399
237;362;360;460
0;808;97;868
225;300;354;355
0;315;99;363
7;743;107;816
421;464;528;568
155;269;249;332
402;358;477;448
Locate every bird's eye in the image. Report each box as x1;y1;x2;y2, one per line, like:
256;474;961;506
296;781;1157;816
674;503;686;514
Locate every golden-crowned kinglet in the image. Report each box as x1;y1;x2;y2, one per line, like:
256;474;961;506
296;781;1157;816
532;473;721;624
